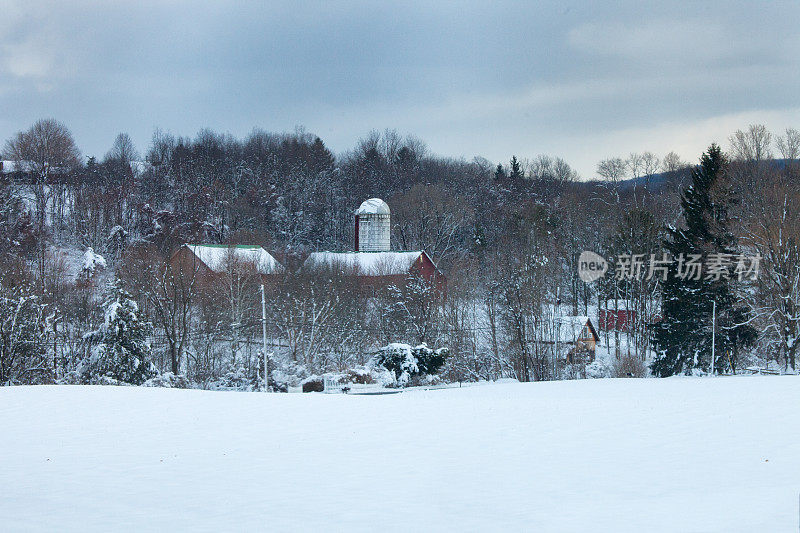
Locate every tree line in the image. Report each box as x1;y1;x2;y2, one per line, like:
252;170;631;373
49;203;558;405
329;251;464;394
1;119;798;386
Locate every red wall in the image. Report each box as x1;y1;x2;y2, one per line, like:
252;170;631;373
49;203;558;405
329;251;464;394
598;309;635;332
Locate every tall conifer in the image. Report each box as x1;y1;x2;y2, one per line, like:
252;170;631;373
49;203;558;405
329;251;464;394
651;145;755;376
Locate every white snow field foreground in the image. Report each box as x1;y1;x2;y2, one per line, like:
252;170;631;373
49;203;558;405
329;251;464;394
2;378;799;532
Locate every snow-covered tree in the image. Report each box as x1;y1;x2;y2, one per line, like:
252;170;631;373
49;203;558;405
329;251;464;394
79;247;107;282
0;259;53;384
370;342;448;387
79;281;156;385
652;145;756;376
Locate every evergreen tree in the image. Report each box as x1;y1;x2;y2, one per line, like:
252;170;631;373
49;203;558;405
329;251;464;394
509;156;524;180
651;145;755;376
80;281;157;385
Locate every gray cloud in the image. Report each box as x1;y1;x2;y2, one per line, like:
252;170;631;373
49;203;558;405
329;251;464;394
1;0;798;176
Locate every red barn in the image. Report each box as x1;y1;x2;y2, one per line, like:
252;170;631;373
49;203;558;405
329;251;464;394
169;244;284;287
301;198;446;294
301;250;445;291
598;300;636;332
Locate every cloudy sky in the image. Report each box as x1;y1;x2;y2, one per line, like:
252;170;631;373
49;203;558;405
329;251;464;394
1;1;798;177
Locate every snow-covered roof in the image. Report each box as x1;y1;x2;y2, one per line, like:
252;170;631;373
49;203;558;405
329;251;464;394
303;251;423;276
550;316;598;343
355;198;390;216
0;160;32;173
185;244;284;274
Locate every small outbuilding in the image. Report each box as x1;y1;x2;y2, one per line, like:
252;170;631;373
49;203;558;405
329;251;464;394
548;315;600;363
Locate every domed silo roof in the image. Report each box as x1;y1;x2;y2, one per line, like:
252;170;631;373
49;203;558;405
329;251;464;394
355;198;390;215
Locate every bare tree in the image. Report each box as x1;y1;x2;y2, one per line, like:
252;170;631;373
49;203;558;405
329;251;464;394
3;119;81;232
640;151;661;188
119;245;198;375
271;272;337;368
106;133;140;165
661;151;686;173
627;153;643;180
4;119;81;289
775;128;800;162
596;157;627;183
528;155;578;183
217;249;260;367
390;183;473;266
729;124;773;163
738;167;800;371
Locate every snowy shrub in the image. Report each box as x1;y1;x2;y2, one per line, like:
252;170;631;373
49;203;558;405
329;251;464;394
143;372;190;389
85;375;129;386
370;343;448;387
270;360;309;388
269;378;289;393
368;366;396;387
201;365;288;393
79;247;107;280
58;371;82;385
416;345;449;375
408;373;445;387
370;343;417;387
341;367;374;385
302;376;324;393
207;367;254;391
586;359;612;379
108;225;128;256
560;364;579;380
78;281;157;385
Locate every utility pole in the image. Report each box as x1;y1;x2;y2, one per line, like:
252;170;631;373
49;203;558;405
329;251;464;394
710;299;716;377
554;288;561;380
261;284;269;392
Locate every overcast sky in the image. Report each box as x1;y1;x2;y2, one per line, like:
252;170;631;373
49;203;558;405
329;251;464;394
1;1;798;177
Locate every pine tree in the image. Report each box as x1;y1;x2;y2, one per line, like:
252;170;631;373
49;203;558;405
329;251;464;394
509;156;524;180
651;145;755;376
80;281;157;385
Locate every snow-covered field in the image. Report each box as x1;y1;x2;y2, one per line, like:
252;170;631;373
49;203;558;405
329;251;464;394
1;378;798;532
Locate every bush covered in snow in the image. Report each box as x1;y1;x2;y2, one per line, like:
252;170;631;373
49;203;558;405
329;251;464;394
301;376;324;393
143;372;190;389
370;343;448;387
79;247;107;280
200;366;288;392
340;367;374;385
586;359;612;379
78;282;157;385
268;360;308;389
213;367;254;390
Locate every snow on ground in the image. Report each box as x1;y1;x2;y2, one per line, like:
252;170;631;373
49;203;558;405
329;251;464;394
1;377;799;532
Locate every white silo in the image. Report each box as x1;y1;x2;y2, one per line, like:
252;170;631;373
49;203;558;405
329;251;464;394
355;198;390;252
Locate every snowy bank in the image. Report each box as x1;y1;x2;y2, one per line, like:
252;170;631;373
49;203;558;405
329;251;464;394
0;377;798;532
